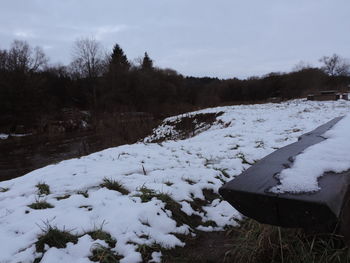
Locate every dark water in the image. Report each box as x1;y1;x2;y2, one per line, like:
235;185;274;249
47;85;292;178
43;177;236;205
0;131;139;182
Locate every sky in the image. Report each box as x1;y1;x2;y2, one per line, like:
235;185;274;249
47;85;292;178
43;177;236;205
0;0;349;79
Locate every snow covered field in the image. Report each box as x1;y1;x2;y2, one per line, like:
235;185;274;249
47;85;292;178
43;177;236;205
0;99;350;263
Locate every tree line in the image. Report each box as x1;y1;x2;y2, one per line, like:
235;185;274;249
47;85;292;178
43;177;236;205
0;38;349;133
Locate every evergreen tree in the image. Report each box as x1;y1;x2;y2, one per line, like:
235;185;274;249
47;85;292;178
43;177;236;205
109;44;130;73
101;44;131;111
141;52;153;70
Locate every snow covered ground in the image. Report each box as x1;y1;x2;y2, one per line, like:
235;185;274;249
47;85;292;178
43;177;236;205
0;99;350;263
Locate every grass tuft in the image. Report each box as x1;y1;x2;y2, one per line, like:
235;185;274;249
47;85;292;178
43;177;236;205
28;201;54;210
36;225;78;253
183;178;196;185
225;220;350;263
134;186;157;203
89;244;121;262
235;152;253;165
135;186;202;228
100;178;129;195
136;243;162;262
77;190;89;198
230;144;240;150
255;140;265;148
88;229;116;248
36;183;50;196
201;220;218;228
164;181;174;186
79;205;93;211
0;187;9;192
56;194;71;200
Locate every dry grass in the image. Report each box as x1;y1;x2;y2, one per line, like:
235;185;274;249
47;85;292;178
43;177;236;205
225;220;350;263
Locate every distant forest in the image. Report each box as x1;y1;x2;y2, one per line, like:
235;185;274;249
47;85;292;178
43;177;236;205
0;38;349;134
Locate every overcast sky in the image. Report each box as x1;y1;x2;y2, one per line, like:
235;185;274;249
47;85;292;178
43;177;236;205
0;0;349;78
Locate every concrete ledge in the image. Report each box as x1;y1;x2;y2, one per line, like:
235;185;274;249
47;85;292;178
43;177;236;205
219;117;350;238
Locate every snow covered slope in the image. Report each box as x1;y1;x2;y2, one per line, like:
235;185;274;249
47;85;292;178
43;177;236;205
0;99;350;263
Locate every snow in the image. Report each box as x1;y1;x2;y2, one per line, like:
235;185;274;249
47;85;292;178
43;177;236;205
271;113;350;193
0;133;9;140
0;133;31;140
40;235;105;263
0;99;350;262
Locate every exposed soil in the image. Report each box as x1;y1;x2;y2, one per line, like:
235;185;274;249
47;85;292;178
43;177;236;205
162;230;236;263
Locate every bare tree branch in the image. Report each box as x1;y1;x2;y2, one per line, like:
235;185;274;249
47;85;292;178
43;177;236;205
319;54;350;76
71;37;104;79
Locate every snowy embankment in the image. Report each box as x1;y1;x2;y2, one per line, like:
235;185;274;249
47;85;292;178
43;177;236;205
0;99;350;262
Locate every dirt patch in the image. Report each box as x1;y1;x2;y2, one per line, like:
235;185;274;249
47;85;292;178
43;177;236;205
162;230;236;263
162;219;350;263
148;111;224;142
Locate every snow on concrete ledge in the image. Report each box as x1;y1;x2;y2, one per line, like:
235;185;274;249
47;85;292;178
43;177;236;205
271;114;350;194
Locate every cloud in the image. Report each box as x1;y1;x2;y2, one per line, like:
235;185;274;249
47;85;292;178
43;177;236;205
1;0;349;78
94;25;129;40
13;30;36;39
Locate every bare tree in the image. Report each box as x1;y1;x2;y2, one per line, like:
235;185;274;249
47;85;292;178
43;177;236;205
70;37;104;79
6;40;48;72
319;54;350;76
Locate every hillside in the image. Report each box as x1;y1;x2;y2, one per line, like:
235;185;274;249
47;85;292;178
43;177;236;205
1;99;350;263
